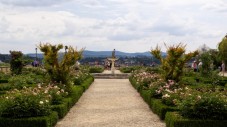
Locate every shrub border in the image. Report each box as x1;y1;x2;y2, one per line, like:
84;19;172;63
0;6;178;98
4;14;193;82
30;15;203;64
0;111;58;127
165;112;227;127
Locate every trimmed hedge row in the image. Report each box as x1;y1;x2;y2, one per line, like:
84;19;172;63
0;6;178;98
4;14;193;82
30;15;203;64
0;111;58;127
0;76;94;127
150;99;178;120
129;77;140;91
81;76;94;91
165;112;227;127
0;80;8;83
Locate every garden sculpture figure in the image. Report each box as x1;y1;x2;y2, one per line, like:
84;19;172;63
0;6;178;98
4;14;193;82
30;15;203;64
112;49;116;58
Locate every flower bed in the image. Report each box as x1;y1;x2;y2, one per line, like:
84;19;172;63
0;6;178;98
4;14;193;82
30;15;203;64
129;68;227;122
0;75;94;126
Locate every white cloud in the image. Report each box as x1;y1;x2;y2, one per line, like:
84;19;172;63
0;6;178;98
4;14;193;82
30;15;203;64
0;0;226;54
0;0;70;7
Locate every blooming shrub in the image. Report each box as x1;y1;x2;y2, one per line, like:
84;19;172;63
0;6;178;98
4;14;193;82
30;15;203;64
8;74;35;89
160;86;195;106
132;71;161;89
0;88;51;118
179;92;227;120
73;70;90;86
0;82;68;118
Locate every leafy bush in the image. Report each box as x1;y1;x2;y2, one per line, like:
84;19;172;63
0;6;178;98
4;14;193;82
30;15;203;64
0;88;51;118
120;66;142;73
0;111;58;127
22;67;46;76
89;66;104;73
8;75;36;89
10;51;23;75
179;92;227;120
0;72;11;80
151;43;198;82
73;70;90;86
165;112;227;127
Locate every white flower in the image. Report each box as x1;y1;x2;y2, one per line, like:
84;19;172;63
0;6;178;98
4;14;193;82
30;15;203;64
38;84;41;89
162;94;170;98
56;91;61;95
185;87;188;90
61;89;64;93
44;90;48;94
6;96;9;99
45;100;49;103
39;101;44;104
197;95;201;100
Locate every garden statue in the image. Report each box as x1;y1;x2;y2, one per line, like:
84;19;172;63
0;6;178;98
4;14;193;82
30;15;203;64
112;49;116;58
107;49;118;74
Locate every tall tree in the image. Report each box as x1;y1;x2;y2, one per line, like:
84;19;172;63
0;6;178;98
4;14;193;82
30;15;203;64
151;43;198;82
218;35;227;67
39;43;83;92
10;51;23;75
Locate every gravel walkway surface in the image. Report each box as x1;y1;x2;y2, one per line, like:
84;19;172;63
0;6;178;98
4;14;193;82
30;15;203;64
55;79;166;127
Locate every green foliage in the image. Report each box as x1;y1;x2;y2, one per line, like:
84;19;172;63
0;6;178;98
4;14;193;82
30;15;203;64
10;51;23;75
0;72;11;80
51;103;68;119
0;88;51;118
198;52;213;75
140;90;152;104
120;66;142;73
39;43;83;92
69;86;84;105
8;75;36;89
165;112;227;127
80;76;94;91
218;36;227;65
0;111;58;127
151;99;179;120
88;66;104;73
179;92;227;120
151;43;198;82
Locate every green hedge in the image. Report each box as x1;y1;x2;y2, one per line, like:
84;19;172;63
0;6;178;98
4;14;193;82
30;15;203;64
140;89;151;104
0;83;12;91
151;99;178;120
165;112;227;127
70;86;84;105
129;77;140;91
81;76;94;91
51;102;68;119
0;80;8;83
89;67;104;73
0;111;58;127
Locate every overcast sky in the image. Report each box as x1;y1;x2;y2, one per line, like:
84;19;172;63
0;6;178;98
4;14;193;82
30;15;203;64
0;0;226;54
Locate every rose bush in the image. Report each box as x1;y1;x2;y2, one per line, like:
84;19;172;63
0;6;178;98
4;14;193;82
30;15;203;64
179;92;227;120
0;82;68;118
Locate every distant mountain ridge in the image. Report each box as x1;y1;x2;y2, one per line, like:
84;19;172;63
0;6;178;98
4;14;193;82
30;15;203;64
83;50;152;57
27;50;166;58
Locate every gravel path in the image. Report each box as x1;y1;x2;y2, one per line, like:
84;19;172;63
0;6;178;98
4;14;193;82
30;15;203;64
55;79;166;127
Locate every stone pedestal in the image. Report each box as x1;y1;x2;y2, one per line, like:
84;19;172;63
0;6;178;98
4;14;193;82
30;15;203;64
107;58;118;74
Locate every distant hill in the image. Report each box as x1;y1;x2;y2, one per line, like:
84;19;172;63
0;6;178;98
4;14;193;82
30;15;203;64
83;50;152;57
26;50;166;58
